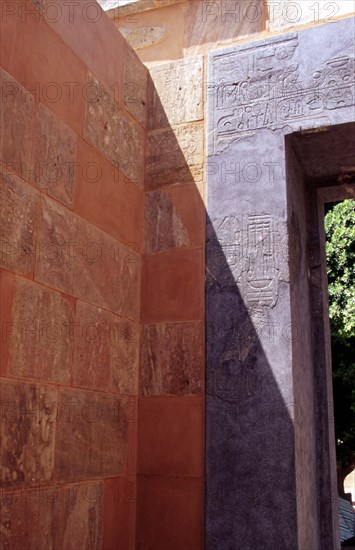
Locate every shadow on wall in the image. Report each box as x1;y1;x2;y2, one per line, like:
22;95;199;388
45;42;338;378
140;68;298;549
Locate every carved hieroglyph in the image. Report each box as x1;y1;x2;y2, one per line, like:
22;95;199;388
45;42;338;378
209;33;355;154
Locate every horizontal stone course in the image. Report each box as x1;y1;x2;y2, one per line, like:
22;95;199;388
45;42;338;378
0;379;57;488
33;103;78;207
148;56;203;129
0;69;35;178
0;481;103;549
0;167;40;276
140;322;203;395
73;301;139;395
74;138;144;250
124;44;148;128
35;195;140;320
146;122;204;190
8;277;74;385
54;387;129;481
84;74;144;188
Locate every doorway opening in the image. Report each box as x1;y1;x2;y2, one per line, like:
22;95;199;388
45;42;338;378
286;121;355;549
324;198;355;545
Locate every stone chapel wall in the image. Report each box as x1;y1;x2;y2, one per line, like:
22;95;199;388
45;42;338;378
0;1;146;546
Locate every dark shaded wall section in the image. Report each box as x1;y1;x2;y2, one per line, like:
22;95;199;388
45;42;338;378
206;18;355;550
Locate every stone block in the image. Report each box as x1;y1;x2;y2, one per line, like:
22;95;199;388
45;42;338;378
0;379;57;488
136;476;203;550
33;104;78;206
124;44;148;127
54;388;129;481
74;138;143;250
0;481;103;549
144;184;205;253
141;248;204;323
2;8;87;135
73;300;139;395
0;69;35;176
146;122;204;190
35;196;140;320
148;56;203;129
137;396;203;476
84;74;144;187
7;277;73;385
47;0;125;94
144;189;189;253
0;168;40;275
140;322;203;395
103;476;136;550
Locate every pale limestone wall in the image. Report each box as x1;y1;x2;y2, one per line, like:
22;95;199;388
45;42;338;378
105;0;354;65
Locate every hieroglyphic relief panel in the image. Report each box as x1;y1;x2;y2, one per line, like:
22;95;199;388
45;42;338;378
207;214;286;320
209;32;355;153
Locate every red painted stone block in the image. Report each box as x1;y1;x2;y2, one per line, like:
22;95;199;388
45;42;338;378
33;103;78;206
84;74;144;188
0;378;58;488
141;248;204;323
140;322;204;395
2;2;87;135
74;139;143;250
0;481;103;548
137;396;203;476
0;69;35;178
103;476;136;550
0;167;40;276
7;277;74;384
35;196;141;320
54;387;130;481
136;475;203;550
144;184;205;254
0;270;15;377
46;0;125;97
73;300;139;395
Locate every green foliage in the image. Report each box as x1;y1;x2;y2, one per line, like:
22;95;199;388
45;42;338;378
325;199;355;471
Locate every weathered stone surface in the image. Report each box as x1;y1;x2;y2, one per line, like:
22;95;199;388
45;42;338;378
101;0;183;16
0;69;35;177
146;122;204;190
140;322;203;395
54;388;129;481
0;481;103;549
73;301;139;395
0;379;57;488
184;0;264;57
35;196;140;320
267;0;354;32
84;74;144;187
8;278;73;385
141;248;204;322
34;104;77;206
120;25;168;50
148;56;203;129
144;189;189;253
0;168;40;275
206;18;355;549
124;44;148;127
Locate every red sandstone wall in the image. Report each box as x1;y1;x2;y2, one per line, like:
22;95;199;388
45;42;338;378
0;1;147;547
0;2;205;548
